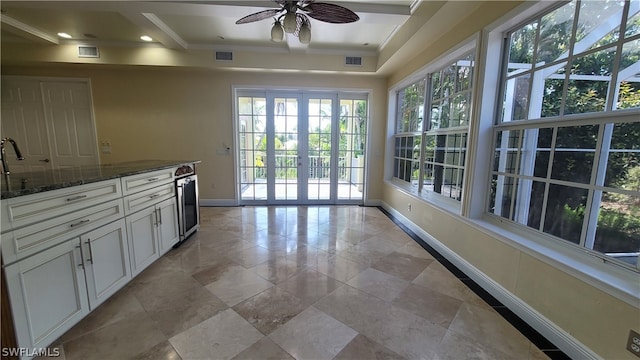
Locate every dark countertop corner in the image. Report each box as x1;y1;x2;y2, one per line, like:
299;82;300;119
1;160;200;199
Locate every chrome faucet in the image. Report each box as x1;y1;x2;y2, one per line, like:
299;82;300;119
1;137;25;175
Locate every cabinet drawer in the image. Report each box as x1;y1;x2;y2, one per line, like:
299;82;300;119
121;169;174;195
1;179;121;231
2;198;125;265
124;182;175;215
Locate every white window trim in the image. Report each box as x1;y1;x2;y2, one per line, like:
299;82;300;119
385;0;640;306
386;35;479;213
469;0;640;306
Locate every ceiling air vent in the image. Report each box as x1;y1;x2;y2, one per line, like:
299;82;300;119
345;56;362;66
78;45;100;58
215;51;233;61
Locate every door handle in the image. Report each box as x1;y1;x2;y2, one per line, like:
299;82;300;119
39;158;50;163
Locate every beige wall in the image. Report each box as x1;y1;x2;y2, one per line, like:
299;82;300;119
381;2;640;359
2;1;638;358
1;65;387;201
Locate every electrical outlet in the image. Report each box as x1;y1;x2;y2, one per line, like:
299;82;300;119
100;139;112;154
627;329;640;358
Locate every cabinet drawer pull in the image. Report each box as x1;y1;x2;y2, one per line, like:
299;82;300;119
147;177;159;182
67;195;88;202
149;193;161;199
70;219;90;228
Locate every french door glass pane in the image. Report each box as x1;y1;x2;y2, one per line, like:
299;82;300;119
338;99;367;200
308;98;332;200
239;97;267;200
274;97;299;201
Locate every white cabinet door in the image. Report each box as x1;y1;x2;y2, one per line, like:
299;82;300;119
126;206;159;276
4;239;89;350
158;197;180;254
82;219;131;309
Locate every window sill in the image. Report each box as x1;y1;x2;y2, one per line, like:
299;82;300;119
386;178;462;216
385;178;639;307
469;216;640;308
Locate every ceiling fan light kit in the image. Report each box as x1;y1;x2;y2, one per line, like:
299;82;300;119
271;21;285;42
236;0;359;45
283;12;298;33
298;23;311;44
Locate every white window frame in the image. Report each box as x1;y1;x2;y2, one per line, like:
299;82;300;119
386;38;479;214
465;0;640;306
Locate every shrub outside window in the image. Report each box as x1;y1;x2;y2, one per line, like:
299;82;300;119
490;0;640;269
393;80;425;186
392;52;476;203
423;53;474;201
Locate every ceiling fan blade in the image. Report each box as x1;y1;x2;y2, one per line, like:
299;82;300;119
235;9;282;24
302;2;359;24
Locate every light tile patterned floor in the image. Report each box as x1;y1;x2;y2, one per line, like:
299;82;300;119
46;206;554;360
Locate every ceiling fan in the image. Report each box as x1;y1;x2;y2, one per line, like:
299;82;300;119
235;0;359;44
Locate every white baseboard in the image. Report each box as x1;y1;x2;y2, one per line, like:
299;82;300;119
381;202;600;360
200;198;237;207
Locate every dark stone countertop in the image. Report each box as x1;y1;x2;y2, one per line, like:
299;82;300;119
1;160;200;199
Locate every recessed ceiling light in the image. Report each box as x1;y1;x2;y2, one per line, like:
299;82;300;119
140;35;153;42
57;32;72;39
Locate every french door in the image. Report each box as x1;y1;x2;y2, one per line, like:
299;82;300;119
237;90;367;205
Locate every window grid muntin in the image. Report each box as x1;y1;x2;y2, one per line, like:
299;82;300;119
500;0;640;123
489;115;640;268
238;96;268;201
494;1;640;269
420;51;475;202
393;77;427;185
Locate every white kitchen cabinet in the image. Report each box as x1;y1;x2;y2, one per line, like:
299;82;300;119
126;197;179;276
4;219;132;354
126;205;159;276
81;219;131;309
1;163;187;358
2;199;125;265
1;179;121;231
4;239;90;351
121;168;174;195
158;197;180;254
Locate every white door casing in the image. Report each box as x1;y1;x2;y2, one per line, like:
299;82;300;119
237;90;368;205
